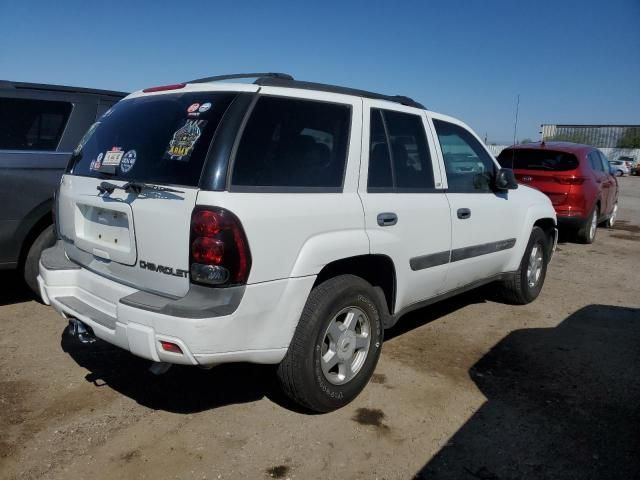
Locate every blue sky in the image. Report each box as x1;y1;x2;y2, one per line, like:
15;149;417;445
1;0;638;143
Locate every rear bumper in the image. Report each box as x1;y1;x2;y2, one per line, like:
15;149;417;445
39;242;315;366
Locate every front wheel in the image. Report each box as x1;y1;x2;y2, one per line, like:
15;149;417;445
500;226;549;305
606;202;618;229
277;275;384;413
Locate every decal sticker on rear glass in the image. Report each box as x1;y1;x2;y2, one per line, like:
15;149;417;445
90;152;104;171
165;119;207;162
198;102;212;113
187;103;200;113
103;147;124;166
73;122;100;156
120;150;137;173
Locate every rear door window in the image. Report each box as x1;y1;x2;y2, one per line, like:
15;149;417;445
498;149;580;172
0;97;72;151
69;92;237;187
231;96;351;191
367;108;435;191
588;151;604;172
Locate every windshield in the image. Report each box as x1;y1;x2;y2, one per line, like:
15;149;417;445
69;91;237;187
498;149;579;171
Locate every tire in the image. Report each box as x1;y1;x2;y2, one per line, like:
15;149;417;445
606;202;618;229
616;170;623;177
500;226;548;305
22;224;56;295
277;275;384;413
576;205;599;244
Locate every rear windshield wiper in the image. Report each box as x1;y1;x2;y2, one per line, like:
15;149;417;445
97;181;184;195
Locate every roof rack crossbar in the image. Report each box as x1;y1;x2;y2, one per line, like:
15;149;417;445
254;77;425;109
187;72;294;84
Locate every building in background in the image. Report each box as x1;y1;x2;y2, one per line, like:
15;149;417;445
541;124;640;148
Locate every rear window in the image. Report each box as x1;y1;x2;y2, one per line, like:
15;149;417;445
231;96;351;191
69;92;237;187
0;97;72;151
498;149;579;171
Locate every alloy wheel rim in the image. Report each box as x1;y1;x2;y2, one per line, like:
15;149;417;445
609;204;618;227
526;244;544;288
320;306;371;385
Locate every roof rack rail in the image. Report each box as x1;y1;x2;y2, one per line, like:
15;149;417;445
255;77;425;109
187;72;294;84
184;73;425;109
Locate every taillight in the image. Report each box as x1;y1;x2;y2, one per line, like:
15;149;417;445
189;208;251;286
554;176;585;185
142;83;186;93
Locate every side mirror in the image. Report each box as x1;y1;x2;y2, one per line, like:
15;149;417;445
495;168;518;191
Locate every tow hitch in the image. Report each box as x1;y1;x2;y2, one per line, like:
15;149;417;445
68;318;96;344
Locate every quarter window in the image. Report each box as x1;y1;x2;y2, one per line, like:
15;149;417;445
0;97;72;151
433;119;496;193
367;109;435;191
231;96;351;190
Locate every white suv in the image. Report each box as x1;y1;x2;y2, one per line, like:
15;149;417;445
39;73;557;412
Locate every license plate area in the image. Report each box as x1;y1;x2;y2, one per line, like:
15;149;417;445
74;199;137;265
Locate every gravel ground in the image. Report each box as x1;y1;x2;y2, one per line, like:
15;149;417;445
1;177;638;480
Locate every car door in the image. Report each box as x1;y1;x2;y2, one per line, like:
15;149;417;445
587;150;610;218
358;100;451;315
429;114;522;291
597;150;617;214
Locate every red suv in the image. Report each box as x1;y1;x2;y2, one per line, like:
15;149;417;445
498;142;618;244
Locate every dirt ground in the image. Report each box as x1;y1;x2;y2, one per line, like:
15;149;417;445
1;177;639;480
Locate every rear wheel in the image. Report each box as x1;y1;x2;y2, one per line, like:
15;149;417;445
22;225;56;295
277;275;384;412
577;205;599;244
500;226;548;305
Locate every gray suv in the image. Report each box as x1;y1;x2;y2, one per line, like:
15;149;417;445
0;81;126;293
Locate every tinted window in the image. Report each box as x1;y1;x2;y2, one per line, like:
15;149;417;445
0;97;72;151
367;109;434;191
69;92;236;187
597;151;611;172
231;96;350;189
433;120;495;193
498;149;579;171
588;151;604;172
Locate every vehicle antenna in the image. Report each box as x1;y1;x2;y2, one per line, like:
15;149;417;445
511;94;520;169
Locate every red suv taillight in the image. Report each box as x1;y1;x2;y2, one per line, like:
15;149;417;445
189;208;251;286
554;176;585;185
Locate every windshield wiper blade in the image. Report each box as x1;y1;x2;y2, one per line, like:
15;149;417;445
97;181;184;195
122;181;184;195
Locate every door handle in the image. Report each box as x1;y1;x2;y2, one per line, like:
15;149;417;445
377;212;398;226
457;208;471;220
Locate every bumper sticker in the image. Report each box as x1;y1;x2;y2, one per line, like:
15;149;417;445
120;150;137;173
103;147;124;166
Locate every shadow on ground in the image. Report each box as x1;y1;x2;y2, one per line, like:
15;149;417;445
61;285;499;415
0;271;36;307
60;330;305;414
415;304;640;480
